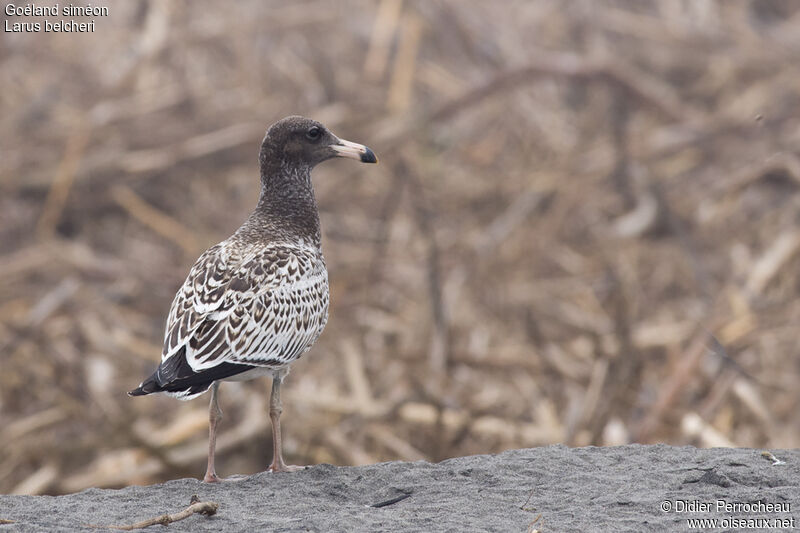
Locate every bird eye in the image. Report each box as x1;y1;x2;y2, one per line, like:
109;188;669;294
306;126;321;141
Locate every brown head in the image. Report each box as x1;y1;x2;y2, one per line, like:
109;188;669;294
253;116;377;242
259;116;377;174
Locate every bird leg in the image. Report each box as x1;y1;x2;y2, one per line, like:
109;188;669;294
268;374;303;472
203;382;223;483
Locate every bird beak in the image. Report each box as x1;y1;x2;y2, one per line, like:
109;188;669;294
331;138;378;164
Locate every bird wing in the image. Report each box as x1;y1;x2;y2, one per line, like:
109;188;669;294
161;241;329;373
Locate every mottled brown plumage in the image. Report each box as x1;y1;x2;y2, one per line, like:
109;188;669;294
130;116;377;480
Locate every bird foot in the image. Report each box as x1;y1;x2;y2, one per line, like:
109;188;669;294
267;463;306;473
203;473;248;483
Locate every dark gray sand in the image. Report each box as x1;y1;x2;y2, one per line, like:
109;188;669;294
1;445;798;532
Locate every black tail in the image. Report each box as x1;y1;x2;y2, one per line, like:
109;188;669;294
128;346;255;398
128;376;161;396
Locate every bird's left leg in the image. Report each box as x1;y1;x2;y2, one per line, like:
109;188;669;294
267;369;304;473
203;382;224;482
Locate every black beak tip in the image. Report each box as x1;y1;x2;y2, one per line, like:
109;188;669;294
361;147;378;164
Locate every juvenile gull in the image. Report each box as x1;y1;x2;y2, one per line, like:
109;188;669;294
130;116;377;482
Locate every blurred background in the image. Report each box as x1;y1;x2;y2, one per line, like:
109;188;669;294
2;0;800;495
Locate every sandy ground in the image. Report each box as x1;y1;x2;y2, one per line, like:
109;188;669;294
1;445;798;532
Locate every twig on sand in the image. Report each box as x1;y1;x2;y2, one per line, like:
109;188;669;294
520;489;535;512
527;514;543;533
761;451;786;466
87;495;218;530
0;519;16;524
521;490;543;533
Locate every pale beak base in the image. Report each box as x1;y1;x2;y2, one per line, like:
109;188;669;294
331;138;378;163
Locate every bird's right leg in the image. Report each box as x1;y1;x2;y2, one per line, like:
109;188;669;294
267;371;303;472
203;382;223;483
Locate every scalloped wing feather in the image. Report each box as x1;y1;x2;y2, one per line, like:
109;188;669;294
161;241;329;373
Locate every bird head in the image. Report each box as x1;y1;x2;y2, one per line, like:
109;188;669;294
260;116;378;170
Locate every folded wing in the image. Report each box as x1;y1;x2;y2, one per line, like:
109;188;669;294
131;241;328;398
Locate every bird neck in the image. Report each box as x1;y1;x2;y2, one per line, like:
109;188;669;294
252;163;321;247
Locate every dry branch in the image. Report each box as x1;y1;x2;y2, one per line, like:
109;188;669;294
87;497;218;531
35;126;90;240
118;123;263;174
429;51;696;124
111;185;201;255
636;331;709;442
